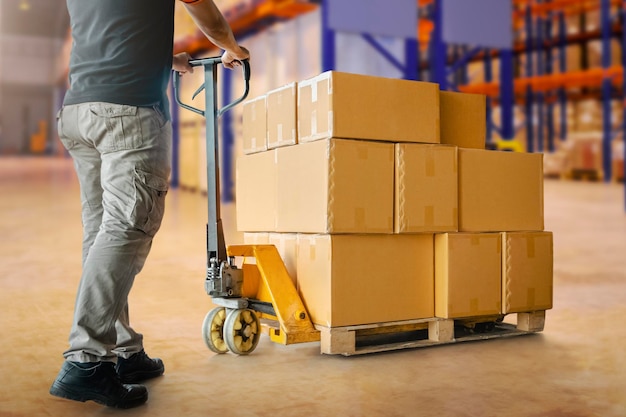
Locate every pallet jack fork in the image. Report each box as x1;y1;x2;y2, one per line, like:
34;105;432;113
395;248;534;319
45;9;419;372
173;57;320;355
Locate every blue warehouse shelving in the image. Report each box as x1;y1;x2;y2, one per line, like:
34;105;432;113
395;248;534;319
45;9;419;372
170;0;625;208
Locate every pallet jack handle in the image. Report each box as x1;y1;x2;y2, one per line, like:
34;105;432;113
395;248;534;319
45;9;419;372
173;57;250;265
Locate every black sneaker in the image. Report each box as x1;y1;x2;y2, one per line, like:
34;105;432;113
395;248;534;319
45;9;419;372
50;361;147;408
115;350;164;383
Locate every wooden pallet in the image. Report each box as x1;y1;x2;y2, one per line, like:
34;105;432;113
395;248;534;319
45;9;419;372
315;311;546;356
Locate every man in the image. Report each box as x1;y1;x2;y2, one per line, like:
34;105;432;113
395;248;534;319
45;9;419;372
50;0;249;409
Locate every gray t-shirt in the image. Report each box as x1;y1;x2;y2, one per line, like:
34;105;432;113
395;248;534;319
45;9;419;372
64;0;175;118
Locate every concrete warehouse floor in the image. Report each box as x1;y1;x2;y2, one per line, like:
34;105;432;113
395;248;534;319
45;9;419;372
0;156;625;417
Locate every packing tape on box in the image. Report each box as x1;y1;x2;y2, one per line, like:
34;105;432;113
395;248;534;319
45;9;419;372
320;71;333;95
298;77;316;105
311;79;318;103
313;74;332;103
306;72;333;104
327;138;335;160
527;235;536;258
277;124;283;143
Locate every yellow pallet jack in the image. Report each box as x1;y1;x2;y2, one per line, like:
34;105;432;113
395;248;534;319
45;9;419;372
173;57;320;355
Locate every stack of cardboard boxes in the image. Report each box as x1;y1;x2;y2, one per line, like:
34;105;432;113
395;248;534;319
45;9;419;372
237;71;553;329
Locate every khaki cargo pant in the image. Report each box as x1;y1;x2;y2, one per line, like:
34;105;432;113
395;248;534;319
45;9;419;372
57;102;172;363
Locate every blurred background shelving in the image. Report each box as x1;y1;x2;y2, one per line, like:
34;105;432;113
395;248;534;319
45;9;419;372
0;0;624;201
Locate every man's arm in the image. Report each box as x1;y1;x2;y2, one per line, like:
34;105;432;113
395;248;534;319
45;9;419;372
180;0;249;69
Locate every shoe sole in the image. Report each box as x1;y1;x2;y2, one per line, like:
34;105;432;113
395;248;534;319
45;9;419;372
50;381;148;409
118;367;165;384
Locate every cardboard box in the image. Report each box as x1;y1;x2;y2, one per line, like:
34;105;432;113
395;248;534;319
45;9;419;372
297;234;434;327
458;149;544;232
267;82;298;149
276;138;394;233
243;232;270;244
395;144;458;233
435;233;502;319
501;232;553;314
440;91;486;149
235;150;276;232
242;95;267;154
269;233;298;287
298;71;440;144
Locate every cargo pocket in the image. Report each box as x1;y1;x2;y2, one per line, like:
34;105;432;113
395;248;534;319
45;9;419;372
89;103;143;152
132;168;169;236
151;105;168;130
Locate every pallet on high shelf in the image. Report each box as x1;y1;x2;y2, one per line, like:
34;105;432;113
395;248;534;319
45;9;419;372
314;311;546;356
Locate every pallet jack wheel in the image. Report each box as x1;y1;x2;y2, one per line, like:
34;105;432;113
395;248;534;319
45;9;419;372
202;307;229;354
223;309;261;355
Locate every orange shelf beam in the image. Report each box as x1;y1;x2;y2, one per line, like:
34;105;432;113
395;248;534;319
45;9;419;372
459;66;624;97
174;0;317;54
513;0;623;18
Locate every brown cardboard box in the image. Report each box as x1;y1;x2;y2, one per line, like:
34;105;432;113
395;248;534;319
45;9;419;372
276;138;394;233
298;71;440;144
297;234;434;327
242;95;267;154
235;150;276;232
501;232;553;314
395;144;458;233
440;91;486;149
267;82;298;149
458;149;544;232
269;233;298;288
243;232;270;244
435;233;502;319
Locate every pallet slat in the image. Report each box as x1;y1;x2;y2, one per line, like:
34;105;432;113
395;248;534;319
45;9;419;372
316;312;546;356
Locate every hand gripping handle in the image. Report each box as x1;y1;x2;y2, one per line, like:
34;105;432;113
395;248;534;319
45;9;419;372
173;57;250;117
